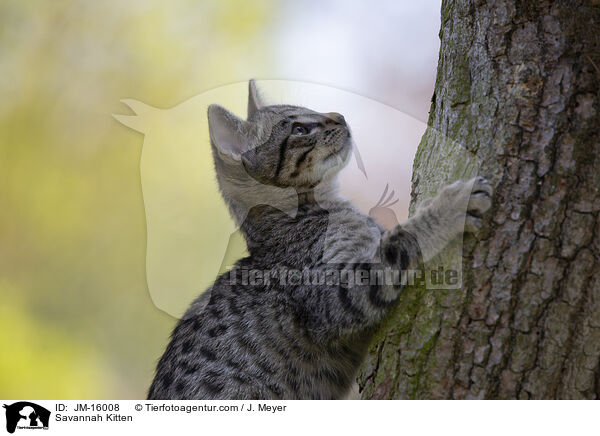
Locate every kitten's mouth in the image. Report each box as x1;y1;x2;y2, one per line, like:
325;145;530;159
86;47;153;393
323;137;351;164
323;148;341;163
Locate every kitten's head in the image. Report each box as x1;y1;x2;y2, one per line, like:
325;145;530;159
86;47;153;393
208;80;352;193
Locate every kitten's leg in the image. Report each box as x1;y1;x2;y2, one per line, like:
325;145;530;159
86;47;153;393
366;176;493;309
382;176;493;270
304;177;493;340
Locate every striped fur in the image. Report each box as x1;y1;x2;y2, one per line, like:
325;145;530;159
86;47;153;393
148;80;493;399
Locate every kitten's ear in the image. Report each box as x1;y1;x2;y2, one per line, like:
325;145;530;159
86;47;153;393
208;104;250;158
247;79;264;119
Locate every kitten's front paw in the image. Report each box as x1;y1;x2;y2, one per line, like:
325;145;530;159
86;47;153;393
464;176;493;232
430;176;493;234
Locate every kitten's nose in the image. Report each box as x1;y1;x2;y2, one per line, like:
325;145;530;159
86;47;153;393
323;112;346;125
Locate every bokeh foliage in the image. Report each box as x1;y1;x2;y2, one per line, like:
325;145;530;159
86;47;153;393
0;0;273;398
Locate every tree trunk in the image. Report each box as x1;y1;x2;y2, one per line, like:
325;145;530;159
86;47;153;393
359;0;600;399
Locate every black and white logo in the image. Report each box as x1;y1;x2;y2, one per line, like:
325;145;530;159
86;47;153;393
3;402;50;434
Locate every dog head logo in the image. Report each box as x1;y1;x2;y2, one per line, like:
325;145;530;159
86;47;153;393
3;402;50;434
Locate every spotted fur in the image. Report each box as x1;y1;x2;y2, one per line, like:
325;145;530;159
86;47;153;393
148;80;493;399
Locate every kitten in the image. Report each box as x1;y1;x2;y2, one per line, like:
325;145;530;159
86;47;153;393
147;80;493;400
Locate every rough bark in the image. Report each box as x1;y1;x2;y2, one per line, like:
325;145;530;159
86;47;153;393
359;0;600;399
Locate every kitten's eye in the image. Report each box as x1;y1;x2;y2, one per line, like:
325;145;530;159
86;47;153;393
291;123;309;136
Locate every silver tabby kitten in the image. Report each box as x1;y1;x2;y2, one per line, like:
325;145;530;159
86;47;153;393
148;80;493;400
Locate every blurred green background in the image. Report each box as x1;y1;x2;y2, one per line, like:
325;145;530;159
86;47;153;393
0;0;276;399
0;0;441;398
